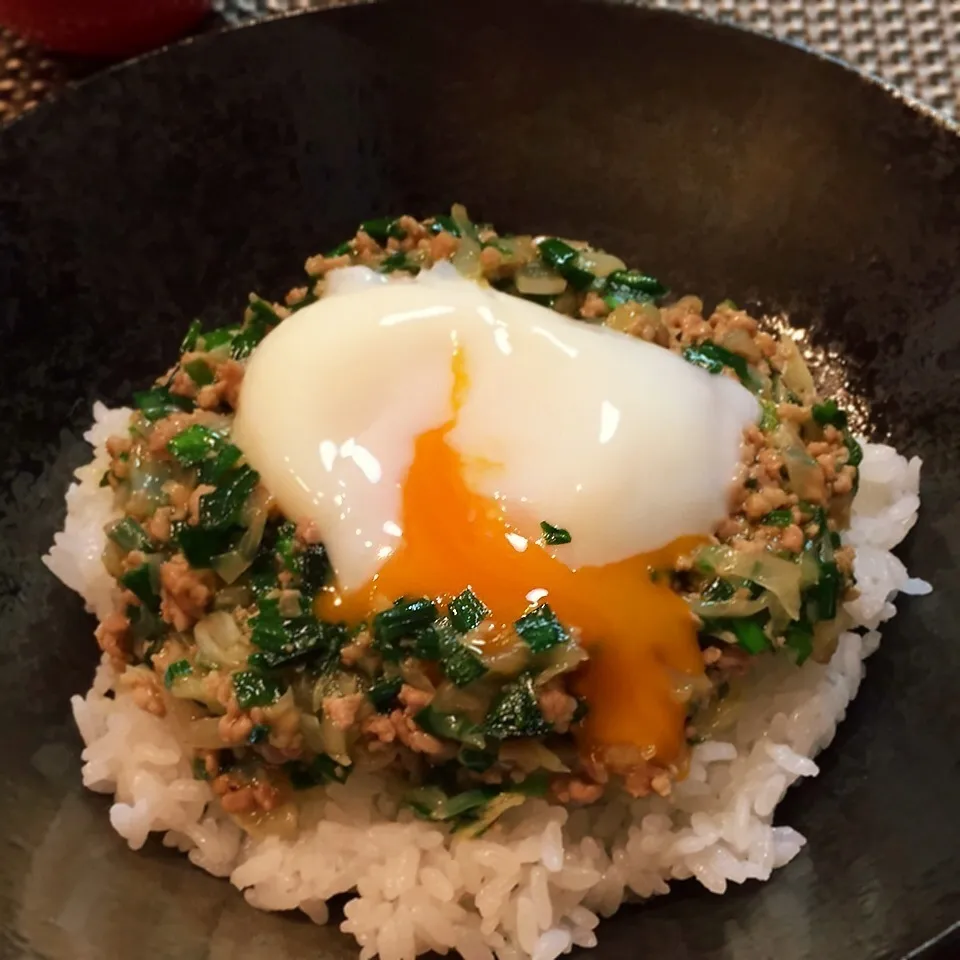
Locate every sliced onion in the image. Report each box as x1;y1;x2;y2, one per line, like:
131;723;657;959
183;716;226;749
689;595;770;619
535;640;589;686
773;424;825;502
716;326;762;364
697;544;802;620
514;260;567;296
499;739;569;773
300;714;327;753
211;488;270;584
166;674;220;710
232;802;299;842
779;338;816;403
606;301;661;335
431;682;487;722
577;250;626;278
194;611;249;669
319;713;351;765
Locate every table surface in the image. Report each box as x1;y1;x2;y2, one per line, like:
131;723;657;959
1;0;959;123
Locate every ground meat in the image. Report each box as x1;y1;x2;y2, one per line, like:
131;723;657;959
579;291;609;320
218;700;254;746
120;668;167;717
778;523;805;553
147;412;194;456
105;435;132;459
537;681;578;733
305;252;351;277
551;777;604;805
322;693;365;731
95;611;131;664
429;231;459;261
187;484;216;526
212;774;281;815
340;629;373;667
196;359;244;411
362;713;397;749
159;554;214;631
389;709;446;757
145;506;174;543
397;684;433;711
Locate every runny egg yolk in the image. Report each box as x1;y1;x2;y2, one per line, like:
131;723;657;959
316;349;706;767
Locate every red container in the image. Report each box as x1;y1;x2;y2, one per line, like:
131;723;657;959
0;0;212;58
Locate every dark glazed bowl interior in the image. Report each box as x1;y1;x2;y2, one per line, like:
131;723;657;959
1;2;959;958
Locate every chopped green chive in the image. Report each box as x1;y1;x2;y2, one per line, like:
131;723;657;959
514;604;567;654
231;300;276;360
811;399;849;429
232;671;285;709
602;269;667;308
166;424;223;466
762;509;795;527
539;521;571;545
429;214;461;237
784;619;813;665
120;563;161;613
360;217;404;243
326;240;353;257
107;517;154;553
414;704;486;748
197;466;259;530
367;676;403;713
682;341;752;386
372;598;438;656
180;319;202;355
448;588;489;634
163;659;193;689
379;251;420;275
537;237;595;291
134;387;192;422
248;723;271;744
183;358;215;386
483;673;551;739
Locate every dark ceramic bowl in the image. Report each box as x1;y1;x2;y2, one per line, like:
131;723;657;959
1;2;958;958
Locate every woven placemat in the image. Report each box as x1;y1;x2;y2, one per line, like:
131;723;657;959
1;0;959;122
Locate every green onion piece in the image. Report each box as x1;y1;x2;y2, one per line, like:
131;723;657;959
539;521;572;545
514;604;567;654
811;399;849;429
414;705;486;748
762;509;795;527
232;671;285;709
760;400;779;432
602;269;667;308
120;563;161;613
458;745;497;772
429;215;461;237
367;676;403;712
405;786;495;822
482;673;551;739
379;251;420;275
289;289;319;313
701;577;736;603
372;597;438;656
814;560;840;620
166;424;223;466
248;723;270;744
232;300;276;360
537;237;595;291
682;341;752;386
183;358;214;386
248;598;346;671
441;642;488;687
843;433;863;468
326;240;353;257
784;619;813;665
197;466;259;530
729;617;770;654
198;443;243;485
300;543;332;591
180;319;202;355
360;217;405;243
199;326;238;351
134;387;192;422
448;588;489;633
107;517;154;553
163;659;192;689
177;526;237;568
285;754;349;789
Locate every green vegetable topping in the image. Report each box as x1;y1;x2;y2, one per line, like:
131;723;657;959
299;543;332;591
248;723;270;744
701;614;770;655
232;670;285;709
134;387;192;421
163;659;192;689
248;598;346;671
448;588;489;634
197;443;244;485
428;214;461;237
372;597;438;658
326;240;352;257
183;358;214;386
539;521;572;545
537;238;595;291
199;325;238;351
784;619;813;665
760;400;779;432
602;269;667;308
514;604;567;654
180;319;202;354
811;399;849;429
285;754;349;789
166;424;224;466
682;341;752;387
379;252;420;275
360;217;405;243
231;300;276;359
107;517;154;553
762;509;795;527
367;676;403;712
120;562;161;613
483;673;551;739
414;704;486;748
197;465;259;530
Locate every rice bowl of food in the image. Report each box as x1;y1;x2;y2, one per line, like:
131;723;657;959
3;4;959;960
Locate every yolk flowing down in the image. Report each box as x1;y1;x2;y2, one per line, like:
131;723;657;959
316;351;706;767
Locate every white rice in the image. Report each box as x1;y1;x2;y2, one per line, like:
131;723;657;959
45;404;930;960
